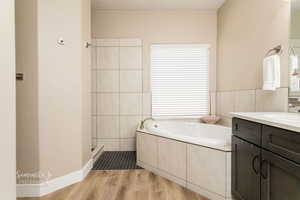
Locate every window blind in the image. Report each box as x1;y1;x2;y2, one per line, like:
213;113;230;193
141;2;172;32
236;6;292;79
151;44;210;117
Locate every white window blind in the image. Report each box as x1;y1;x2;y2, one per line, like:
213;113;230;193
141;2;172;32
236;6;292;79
151;44;210;117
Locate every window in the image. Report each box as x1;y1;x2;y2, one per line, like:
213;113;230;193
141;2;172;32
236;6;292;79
151;44;210;117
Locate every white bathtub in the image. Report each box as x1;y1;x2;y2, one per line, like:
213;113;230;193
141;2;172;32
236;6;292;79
138;120;232;151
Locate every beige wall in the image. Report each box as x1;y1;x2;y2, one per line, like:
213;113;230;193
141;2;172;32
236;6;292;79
16;0;92;181
16;0;40;174
92;10;218;93
0;0;16;198
81;0;92;165
217;0;290;126
38;0;84;178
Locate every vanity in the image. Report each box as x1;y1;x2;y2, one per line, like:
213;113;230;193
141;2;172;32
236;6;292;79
231;112;300;200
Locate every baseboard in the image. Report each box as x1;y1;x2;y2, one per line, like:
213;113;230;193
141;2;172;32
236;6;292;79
17;159;93;198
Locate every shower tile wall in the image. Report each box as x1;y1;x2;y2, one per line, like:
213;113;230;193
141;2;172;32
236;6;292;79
91;39;148;151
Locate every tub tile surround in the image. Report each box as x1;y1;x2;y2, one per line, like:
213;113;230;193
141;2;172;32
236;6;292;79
137;132;232;200
217;88;289;127
91;39;143;151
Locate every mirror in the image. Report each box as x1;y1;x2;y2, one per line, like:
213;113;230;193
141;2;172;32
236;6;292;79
289;0;300;111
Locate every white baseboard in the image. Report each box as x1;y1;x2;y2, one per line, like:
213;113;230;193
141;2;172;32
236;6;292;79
17;159;93;198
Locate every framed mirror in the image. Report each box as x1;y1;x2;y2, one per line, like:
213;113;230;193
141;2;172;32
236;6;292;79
289;0;300;111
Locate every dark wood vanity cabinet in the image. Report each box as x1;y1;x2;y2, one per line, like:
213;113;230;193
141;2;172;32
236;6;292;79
232;137;260;200
232;118;300;200
261;150;300;200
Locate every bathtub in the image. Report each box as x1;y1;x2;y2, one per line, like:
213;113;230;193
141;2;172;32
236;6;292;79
136;120;233;200
137;120;232;151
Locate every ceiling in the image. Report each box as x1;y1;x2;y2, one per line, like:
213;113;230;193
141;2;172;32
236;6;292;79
92;0;226;11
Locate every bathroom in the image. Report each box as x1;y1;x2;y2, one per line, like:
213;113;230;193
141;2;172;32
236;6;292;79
1;0;300;199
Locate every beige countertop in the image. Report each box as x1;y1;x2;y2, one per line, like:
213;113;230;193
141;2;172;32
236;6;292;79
231;112;300;133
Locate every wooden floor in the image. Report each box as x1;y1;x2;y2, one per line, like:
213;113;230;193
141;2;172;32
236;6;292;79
18;170;209;200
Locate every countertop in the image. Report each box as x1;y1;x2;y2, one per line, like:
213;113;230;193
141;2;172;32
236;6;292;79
231;112;300;133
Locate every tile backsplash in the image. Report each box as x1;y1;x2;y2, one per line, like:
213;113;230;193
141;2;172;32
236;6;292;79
91;39;147;151
217;88;289;127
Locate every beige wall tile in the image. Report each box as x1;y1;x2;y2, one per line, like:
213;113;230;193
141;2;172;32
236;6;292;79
143;68;151;93
120;70;142;92
92;116;97;138
120;138;136;151
142;93;152;115
187;145;226;196
97;116;120;139
97;70;119;92
226;153;232;198
92;93;97;115
235;90;255;112
120;115;141;138
120;47;142;69
255;88;288;112
97;139;120;151
217;91;235;117
92;138;97;149
96;39;119;47
91;70;97;92
120;93;142;115
97;47;119;69
137;132;158;168
120;39;142;47
210;92;216;115
158;137;187;180
97;93;119;115
142;115;151;120
91;47;97;69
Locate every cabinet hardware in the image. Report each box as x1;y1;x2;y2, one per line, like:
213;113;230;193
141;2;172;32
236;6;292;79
252;155;260;174
16;73;24;81
235;123;239;131
261;159;269;179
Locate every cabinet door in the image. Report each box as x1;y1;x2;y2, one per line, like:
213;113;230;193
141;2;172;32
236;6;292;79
232;136;261;200
261;150;300;200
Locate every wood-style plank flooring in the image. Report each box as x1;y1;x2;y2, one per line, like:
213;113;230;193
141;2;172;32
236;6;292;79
18;170;209;200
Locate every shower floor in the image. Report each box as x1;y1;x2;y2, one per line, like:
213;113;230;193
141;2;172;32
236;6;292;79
93;151;143;170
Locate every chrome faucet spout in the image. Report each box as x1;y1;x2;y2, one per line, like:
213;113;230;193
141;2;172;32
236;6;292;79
140;117;153;130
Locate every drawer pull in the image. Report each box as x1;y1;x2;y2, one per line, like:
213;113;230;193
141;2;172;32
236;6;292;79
235;123;239;131
261;160;269;179
252;155;260;175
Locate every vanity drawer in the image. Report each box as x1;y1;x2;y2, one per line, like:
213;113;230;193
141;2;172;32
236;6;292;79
232;118;261;146
262;125;300;164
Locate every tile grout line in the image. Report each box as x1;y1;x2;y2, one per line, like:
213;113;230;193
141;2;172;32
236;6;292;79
118;40;121;151
94;39;144;151
95;43;99;149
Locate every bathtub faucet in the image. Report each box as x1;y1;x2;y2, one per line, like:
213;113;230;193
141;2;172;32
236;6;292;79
140;117;154;130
